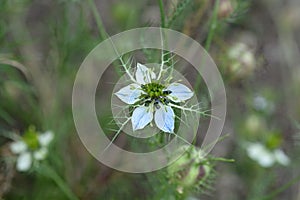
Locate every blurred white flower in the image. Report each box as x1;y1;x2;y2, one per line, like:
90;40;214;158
115;63;194;133
253;96;268;111
228;42;256;79
246;142;290;168
246;143;275;167
10;140;27;154
253;95;274;113
38;131;54;146
245;114;266;134
33;148;48;160
273;149;290;166
218;0;233;19
10;130;54;172
16;152;32;172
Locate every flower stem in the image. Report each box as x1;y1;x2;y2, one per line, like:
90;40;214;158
36;164;79;200
194;0;220;92
87;0;125;78
87;0;108;40
101;117;132;154
209;157;235;162
158;0;166;28
260;174;300;200
204;0;220;51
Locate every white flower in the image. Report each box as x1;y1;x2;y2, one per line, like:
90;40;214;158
10;130;54;172
228;42;256;78
246;142;290;168
253;96;268;111
273;149;290;166
247;143;275;167
16;152;32;172
38;131;54;147
10;140;27;154
253;95;274;114
115;63;194;133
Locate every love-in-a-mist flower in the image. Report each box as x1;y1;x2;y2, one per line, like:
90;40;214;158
246;142;290;168
10;127;54;172
115;63;194;133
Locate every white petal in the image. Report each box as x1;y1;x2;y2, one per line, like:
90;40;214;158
246;143;265;159
154;105;175;133
246;143;275;168
132;106;153;131
228;43;247;58
115;84;143;105
38;131;54;147
34;148;48;160
166;83;194;102
10;141;27;154
135;63;156;84
16;152;32;172
257;152;275;168
274;149;290;166
253;96;268;111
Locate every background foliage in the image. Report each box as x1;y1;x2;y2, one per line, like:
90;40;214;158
1;0;300;199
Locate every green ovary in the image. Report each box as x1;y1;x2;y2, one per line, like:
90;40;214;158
141;82;166;99
23;126;40;150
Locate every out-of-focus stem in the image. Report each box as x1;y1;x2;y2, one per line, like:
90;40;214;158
158;0;166;28
36;164;80;200
194;0;220;93
87;0;108;40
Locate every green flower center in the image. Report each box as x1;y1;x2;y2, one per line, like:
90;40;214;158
138;83;172;107
141;82;166;99
22;126;39;150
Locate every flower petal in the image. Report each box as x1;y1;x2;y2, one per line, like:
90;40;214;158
135;63;156;84
17;152;32;172
10;141;27;154
34;148;48;160
274;149;290;166
166;83;194;102
257;152;275;168
115;84;143;104
132;106;153;131
154;105;175;133
38;131;54;147
246;142;265;159
246;142;275;168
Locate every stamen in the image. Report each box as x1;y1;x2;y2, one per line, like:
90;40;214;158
155;103;161;109
144;100;152;107
163;90;172;95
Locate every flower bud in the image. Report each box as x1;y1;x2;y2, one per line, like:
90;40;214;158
167;146;213;193
228;42;256;79
244;114;266;136
218;0;233;19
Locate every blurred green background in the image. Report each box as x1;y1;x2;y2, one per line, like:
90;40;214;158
0;0;300;199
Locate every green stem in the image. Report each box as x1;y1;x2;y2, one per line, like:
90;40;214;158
36;164;79;200
194;0;220;92
166;0;192;28
158;0;166;28
209;157;235;162
88;0;125;77
87;0;108;40
261;174;300;200
204;0;219;50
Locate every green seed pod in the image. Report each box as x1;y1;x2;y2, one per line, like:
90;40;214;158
167;146;214;193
